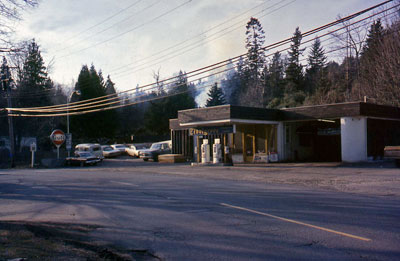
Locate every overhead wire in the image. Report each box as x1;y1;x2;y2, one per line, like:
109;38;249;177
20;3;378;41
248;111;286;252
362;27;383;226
6;16;393;116
112;0;296;79
2;0;396;115
3;5;393;116
107;0;286;75
52;0;161;54
52;0;145;52
9;0;392;108
56;0;193;60
111;0;394;79
6;31;392;118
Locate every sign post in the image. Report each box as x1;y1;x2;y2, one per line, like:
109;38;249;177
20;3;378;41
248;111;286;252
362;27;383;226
50;129;66;159
65;133;72;157
30;141;37;168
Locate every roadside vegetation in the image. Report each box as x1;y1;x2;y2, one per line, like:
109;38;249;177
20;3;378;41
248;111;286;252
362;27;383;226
0;1;399;154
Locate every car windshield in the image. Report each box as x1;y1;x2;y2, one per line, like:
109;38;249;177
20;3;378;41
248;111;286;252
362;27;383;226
116;145;125;149
150;144;161;150
136;145;147;149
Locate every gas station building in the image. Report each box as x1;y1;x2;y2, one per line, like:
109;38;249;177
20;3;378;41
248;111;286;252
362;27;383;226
169;102;400;164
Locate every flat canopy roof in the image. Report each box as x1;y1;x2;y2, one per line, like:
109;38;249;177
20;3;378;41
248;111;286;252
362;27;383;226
170;102;400;129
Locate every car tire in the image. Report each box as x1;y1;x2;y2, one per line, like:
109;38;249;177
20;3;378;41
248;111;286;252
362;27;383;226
143;158;148;161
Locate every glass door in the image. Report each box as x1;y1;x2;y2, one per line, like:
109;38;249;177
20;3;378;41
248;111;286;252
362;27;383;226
244;133;255;162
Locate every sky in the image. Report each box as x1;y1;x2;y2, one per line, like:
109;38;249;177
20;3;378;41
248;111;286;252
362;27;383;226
13;0;388;104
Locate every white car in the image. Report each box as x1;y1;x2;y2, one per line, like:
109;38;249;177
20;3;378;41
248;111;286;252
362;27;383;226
111;144;128;154
75;143;104;159
101;145;121;158
126;144;150;158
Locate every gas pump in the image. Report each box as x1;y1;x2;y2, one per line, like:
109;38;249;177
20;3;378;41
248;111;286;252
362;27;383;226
201;139;210;163
213;138;222;164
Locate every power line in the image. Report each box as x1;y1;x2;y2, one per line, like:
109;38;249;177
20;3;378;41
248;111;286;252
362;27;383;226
107;0;281;74
5;32;384;118
3;0;395;114
51;0;160;54
6;18;389;115
55;0;193;60
111;0;296;79
111;0;394;79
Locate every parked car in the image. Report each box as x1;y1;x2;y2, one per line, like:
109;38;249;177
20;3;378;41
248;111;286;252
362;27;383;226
75;143;104;159
140;140;171;162
126;143;150;158
384;146;400;167
66;151;102;166
101;145;121;158
111;144;128;155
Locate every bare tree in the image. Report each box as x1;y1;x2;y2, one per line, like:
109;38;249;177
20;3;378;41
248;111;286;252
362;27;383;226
0;0;38;47
152;68;164;95
358;20;400;106
331;15;369;100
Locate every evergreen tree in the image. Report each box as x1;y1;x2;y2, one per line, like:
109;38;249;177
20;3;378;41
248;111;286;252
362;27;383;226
228;56;246;105
362;19;384;57
286;27;305;90
357;19;400;106
104;75;116;95
283;27;306;107
245;17;266;80
205;83;226;107
305;37;327;94
16;39;52;107
10;39;56;150
264;52;285;107
307;38;326;72
0;58;11;138
145;71;196;136
72;64;118;140
240;17;266;107
220;59;236;103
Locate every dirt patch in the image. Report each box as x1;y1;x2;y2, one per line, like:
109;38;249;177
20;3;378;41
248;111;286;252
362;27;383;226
0;222;143;260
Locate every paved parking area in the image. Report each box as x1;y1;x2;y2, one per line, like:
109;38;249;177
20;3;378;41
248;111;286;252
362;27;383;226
102;158;400;197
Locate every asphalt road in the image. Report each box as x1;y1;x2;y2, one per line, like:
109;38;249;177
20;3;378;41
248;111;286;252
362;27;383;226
0;159;399;260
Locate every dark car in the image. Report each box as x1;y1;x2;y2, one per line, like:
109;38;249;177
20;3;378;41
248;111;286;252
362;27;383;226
66;151;102;166
140;141;171;162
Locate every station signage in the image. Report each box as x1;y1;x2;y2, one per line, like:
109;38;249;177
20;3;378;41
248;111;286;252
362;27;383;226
189;125;235;136
317;128;340;136
50;129;66;147
50;129;65;159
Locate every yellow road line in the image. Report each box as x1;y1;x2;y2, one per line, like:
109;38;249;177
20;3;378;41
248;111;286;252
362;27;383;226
220;203;371;242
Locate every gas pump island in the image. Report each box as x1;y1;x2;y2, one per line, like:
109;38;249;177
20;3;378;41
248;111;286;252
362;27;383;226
201;138;223;164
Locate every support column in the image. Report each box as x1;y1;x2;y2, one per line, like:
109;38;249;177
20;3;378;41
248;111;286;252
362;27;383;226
277;122;285;162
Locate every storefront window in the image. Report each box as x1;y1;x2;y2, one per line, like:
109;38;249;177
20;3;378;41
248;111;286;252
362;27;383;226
256;125;267;153
233;131;243;154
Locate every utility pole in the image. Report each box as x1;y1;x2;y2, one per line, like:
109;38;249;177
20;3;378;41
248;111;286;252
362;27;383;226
1;57;15;168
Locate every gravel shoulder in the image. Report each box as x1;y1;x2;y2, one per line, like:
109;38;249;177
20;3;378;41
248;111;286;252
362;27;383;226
0;222;139;261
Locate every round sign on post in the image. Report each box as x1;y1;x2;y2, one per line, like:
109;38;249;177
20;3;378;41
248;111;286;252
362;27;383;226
50;129;65;159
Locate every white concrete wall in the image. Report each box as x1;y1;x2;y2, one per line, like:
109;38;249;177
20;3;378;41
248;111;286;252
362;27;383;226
341;117;367;162
277;122;285;161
